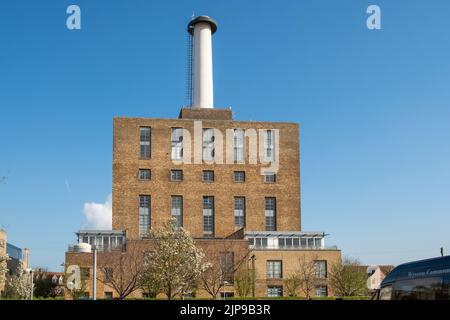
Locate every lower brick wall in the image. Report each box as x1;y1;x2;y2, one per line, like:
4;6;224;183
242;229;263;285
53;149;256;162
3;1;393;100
65;239;341;299
252;249;342;297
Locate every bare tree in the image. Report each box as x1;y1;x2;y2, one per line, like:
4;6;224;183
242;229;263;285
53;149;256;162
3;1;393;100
199;241;251;299
295;255;318;299
284;273;302;297
98;242;145;300
328;257;368;297
141;219;207;300
234;266;255;298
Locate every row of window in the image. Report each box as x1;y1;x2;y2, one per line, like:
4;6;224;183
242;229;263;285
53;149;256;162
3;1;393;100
248;236;323;249
267;285;328;297
138;195;277;237
82;286;328;299
140;127;276;162
138;169;277;183
266;260;327;279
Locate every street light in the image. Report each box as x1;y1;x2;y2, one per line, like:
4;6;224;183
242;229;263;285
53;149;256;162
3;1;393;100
25;268;33;300
92;244;97;301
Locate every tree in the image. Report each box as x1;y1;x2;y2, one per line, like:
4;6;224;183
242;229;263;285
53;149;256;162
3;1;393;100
328;257;368;297
0;256;8;295
234;266;255;298
295;255;317;299
98;241;145;300
33;275;52;298
284;273;302;297
5;265;33;299
199;241;251;299
141;219;207;300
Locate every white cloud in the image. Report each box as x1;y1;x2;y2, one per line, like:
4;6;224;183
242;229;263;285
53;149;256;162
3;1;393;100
83;194;112;230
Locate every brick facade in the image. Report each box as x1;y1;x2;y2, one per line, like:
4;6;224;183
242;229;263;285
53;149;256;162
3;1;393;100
113;110;301;239
65;108;341;299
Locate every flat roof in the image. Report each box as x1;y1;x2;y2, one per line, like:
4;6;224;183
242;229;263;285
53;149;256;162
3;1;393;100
245;231;327;237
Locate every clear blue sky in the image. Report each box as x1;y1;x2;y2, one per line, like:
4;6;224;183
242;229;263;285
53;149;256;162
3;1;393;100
0;0;449;270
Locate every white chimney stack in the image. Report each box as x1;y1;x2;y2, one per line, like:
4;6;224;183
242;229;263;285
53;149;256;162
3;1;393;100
188;16;218;109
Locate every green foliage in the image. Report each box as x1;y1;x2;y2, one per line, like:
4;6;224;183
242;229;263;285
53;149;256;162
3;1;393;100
234;267;255;298
328;257;368;297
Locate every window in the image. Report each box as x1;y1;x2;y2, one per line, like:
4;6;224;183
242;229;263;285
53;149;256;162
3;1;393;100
315;286;328;297
171;127;183;160
140;127;151;159
233;129;244;162
104;292;113;299
170;170;183;181
202;170;214;182
203;128;215;161
255;237;268;248
264;173;276;183
314;261;327;279
314;238;322;248
220;252;235;283
234;171;245;182
203;196;214;237
263;130;275;161
104;267;114;282
234;197;246;228
300;238;307;248
264;197;276;231
80;267;90;280
139;169;151;180
171;196;183;229
267;260;282;279
267;286;283;297
139;195;151;237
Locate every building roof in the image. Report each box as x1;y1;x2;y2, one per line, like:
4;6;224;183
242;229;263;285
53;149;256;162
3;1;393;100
245;231;327;238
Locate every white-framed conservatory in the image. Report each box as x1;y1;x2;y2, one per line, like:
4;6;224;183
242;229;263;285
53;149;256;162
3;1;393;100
72;230;126;252
245;231;336;250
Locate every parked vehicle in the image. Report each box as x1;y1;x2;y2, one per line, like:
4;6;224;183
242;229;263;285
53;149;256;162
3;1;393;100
375;255;450;300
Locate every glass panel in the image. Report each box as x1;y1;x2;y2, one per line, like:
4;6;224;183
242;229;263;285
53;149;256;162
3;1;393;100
233;129;244;162
171;170;183;181
234;197;245;228
171;196;183;228
139;195;151;237
171;128;183;160
140;127;151;159
234;171;245;182
203;129;214;161
203;196;214;237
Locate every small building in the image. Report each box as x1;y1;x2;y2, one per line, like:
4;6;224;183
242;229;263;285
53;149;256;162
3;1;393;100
366;265;394;292
33;269;65;298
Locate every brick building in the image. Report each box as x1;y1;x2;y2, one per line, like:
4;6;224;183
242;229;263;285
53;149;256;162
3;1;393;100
65;15;341;299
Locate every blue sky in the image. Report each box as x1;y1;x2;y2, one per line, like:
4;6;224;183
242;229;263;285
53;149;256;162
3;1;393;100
0;0;449;270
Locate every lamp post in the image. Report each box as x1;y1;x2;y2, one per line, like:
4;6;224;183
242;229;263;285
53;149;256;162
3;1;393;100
25;268;33;300
250;255;256;298
221;277;230;300
92;244;97;300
